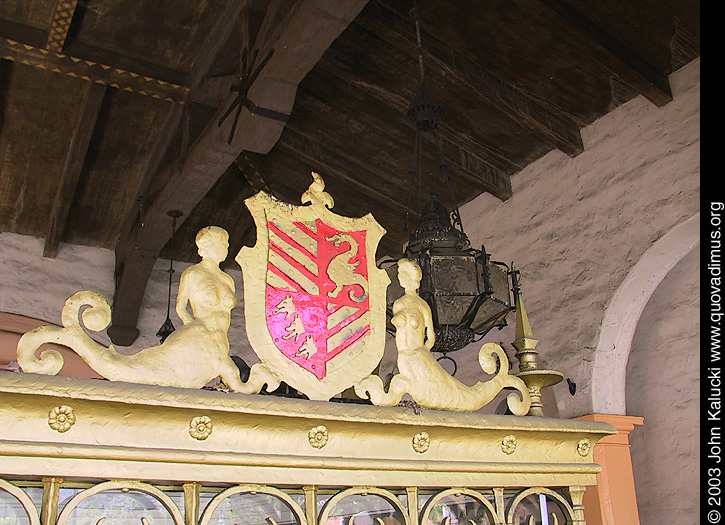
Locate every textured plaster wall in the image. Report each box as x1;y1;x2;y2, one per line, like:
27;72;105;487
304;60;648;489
458;58;700;418
626;246;700;524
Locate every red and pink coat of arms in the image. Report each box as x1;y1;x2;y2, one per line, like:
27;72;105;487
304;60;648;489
236;173;389;400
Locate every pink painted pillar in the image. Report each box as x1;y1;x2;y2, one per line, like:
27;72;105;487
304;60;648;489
576;414;644;525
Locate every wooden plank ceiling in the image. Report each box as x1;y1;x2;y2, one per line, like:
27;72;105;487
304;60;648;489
0;0;700;344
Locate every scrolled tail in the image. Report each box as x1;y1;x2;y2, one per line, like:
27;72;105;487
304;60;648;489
16;290;112;375
478;342;531;416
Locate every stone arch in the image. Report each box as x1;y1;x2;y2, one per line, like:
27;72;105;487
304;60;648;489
591;213;700;415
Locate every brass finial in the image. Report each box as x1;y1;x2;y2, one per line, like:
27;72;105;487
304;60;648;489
513;292;563;417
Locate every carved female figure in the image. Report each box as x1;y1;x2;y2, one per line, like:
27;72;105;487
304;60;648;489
355;259;531;414
17;226;247;391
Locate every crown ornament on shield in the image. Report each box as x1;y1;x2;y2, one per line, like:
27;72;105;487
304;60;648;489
236;172;390;400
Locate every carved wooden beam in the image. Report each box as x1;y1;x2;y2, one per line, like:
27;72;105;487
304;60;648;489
109;0;370;345
300;64;513;201
45;0;80;53
0;37;189;104
359;0;585;158
277;125;409;214
43;82;106;258
235;151;273;194
537;0;672;107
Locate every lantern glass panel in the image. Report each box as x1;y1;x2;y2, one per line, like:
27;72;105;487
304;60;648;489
429;255;480;295
470;262;512;333
436;295;476;325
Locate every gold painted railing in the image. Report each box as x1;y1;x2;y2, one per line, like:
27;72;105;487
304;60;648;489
0;371;615;524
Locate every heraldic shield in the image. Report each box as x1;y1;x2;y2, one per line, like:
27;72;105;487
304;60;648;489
236;173;390;401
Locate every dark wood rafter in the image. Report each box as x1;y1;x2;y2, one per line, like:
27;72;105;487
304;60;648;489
277;125;409;214
296;64;513;201
537;0;672;107
360;0;585;158
109;0;370;345
45;0;80;54
115;0;254;264
0;38;189;104
235;151;273;194
109;0;258;346
43;81;106;258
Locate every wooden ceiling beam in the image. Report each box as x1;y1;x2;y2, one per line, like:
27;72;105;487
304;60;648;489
109;0;370;345
235;151;274;195
45;0;80;53
537;0;672;107
277;125;409;214
43;81;106;258
359;0;585;158
303;63;513;201
0;37;189;104
109;0;255;346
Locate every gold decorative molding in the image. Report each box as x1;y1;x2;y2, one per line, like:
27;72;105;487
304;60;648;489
576;438;591;457
189;416;213;441
48;405;75;433
308;425;329;449
502;435;518;455
0;371;616;488
412;432;430;454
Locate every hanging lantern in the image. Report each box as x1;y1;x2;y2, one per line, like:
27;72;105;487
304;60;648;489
384;5;516;357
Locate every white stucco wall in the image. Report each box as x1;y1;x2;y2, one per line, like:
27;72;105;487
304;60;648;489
627;249;700;525
459;58;700;418
626;246;700;524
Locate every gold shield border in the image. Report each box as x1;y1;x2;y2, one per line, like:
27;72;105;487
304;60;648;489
236;174;390;401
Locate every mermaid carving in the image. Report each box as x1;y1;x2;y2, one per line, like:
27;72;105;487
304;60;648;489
17;226;278;393
354;259;531;414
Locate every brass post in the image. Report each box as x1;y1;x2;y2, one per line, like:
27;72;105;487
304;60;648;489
406;486;419;525
512;293;563;416
492;487;507;525
568;485;588;524
183;482;201;525
40;477;61;525
304;485;318;525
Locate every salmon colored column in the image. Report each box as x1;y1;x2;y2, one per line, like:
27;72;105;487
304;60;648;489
576;414;644;525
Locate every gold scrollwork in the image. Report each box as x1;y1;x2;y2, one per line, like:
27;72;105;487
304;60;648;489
501;434;517;455
576;438;591;457
308;425;329;449
189;416;213;440
318;487;410;525
48;405;76;433
506;487;576;525
198;484;307;525
55;480;185;525
419;488;498;525
0;479;40;524
412;431;430;453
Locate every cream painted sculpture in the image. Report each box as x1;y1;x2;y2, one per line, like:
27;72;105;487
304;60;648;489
354;259;532;414
17;173;529;415
15;226;274;391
